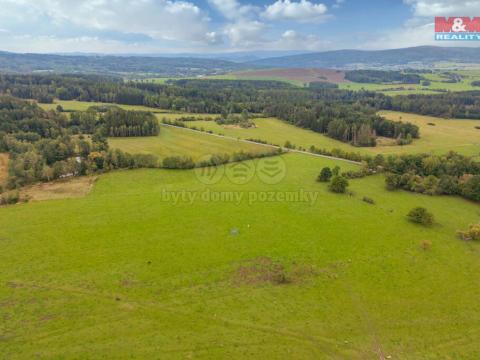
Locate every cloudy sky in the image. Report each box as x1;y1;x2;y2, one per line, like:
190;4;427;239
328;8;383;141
0;0;478;54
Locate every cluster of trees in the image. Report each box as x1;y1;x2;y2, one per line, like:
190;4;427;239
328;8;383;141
345;70;423;84
381;152;480;201
265;98;418;147
215;109;253;128
103;109;159;137
316;166;350;193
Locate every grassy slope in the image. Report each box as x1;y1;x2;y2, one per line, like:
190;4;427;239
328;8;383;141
1;153;480;358
187;113;480;157
108;125;269;161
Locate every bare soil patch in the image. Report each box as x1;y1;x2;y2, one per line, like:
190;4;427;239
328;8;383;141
223;124;257;130
233;68;348;84
232;257;339;286
21;176;97;202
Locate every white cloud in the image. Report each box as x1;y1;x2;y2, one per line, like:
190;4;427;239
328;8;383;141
363;1;480;49
263;0;328;22
0;0;216;44
404;0;480;17
275;29;330;50
224;20;267;47
208;0;259;20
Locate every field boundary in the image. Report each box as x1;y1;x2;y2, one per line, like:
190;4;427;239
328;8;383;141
159;123;362;165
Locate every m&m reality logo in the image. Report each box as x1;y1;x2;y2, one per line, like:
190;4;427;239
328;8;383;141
435;17;480;41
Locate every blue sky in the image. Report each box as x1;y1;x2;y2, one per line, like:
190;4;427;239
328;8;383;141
0;0;478;54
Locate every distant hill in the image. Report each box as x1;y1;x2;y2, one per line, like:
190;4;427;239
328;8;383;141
245;46;480;69
0;51;244;77
1;46;480;77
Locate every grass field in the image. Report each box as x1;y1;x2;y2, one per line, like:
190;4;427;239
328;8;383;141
339;70;480;95
39;100;172;113
1;153;480;358
109;125;270;161
0;153;8;184
185;113;480;157
379;111;480;156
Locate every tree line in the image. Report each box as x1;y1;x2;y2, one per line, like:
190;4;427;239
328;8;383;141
345;70;424;84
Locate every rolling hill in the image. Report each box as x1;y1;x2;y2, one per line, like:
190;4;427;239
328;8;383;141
246;46;480;69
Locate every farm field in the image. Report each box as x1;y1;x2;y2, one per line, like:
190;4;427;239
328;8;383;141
1;153;480;358
0;153;8;183
108;125;269;161
185;113;480;157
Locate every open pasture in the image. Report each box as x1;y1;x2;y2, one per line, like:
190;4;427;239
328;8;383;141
108;124;270;161
186;113;480;157
1;153;480;358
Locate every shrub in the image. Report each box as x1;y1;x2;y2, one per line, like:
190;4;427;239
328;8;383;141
407;207;434;226
329;176;349;193
0;190;20;206
162;156;195;169
362;196;375;204
317;167;332;182
457;224;480;241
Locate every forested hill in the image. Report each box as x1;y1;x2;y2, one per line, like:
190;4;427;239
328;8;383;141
2;46;480;77
246;46;480;68
0;51;244;77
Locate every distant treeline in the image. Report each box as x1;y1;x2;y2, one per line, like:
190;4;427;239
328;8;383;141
345;70;424;84
2;75;480;147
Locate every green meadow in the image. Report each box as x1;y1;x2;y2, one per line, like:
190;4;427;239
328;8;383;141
186;113;480;157
1;153;480;358
109;125;269;161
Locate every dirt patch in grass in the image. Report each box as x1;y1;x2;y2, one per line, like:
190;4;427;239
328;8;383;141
0;153;8;184
223;124;257;130
232;257;339;286
21;176;97;202
233;68;348;84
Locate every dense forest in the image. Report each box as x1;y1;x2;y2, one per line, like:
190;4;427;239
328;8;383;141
345;70;423;84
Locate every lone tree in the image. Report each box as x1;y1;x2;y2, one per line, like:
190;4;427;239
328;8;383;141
317;167;332;182
407;207;434;226
329;176;349;193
